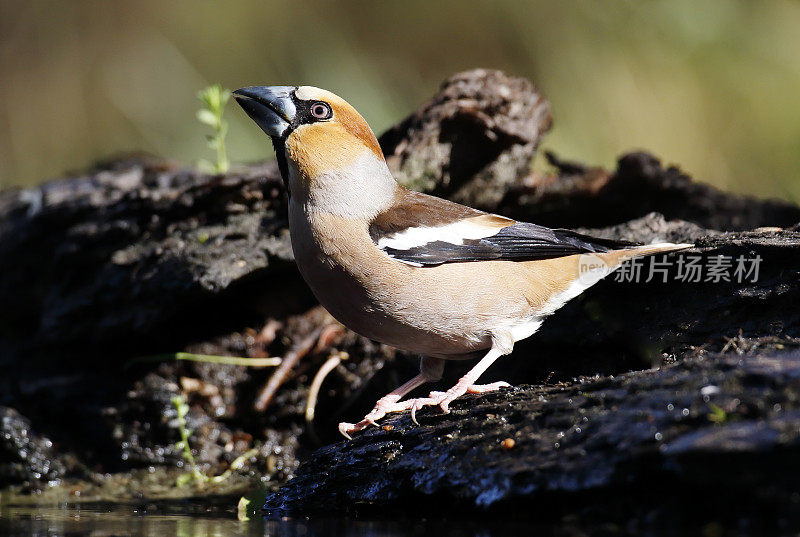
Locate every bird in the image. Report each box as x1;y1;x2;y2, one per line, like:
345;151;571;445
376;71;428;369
233;85;692;439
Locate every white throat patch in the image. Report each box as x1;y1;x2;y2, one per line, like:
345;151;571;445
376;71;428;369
289;149;397;219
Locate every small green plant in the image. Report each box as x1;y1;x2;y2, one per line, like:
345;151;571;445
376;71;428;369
237;489;270;521
237;496;251;521
707;403;728;424
173;395;207;486
197;84;231;174
127;352;281;370
172;395;260;488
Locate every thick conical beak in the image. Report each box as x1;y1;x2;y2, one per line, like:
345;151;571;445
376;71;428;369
233;86;297;139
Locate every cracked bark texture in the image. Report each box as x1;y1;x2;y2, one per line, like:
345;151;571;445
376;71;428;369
380;69;552;208
265;344;800;523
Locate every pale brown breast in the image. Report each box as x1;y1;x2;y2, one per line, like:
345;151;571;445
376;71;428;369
289;204;582;358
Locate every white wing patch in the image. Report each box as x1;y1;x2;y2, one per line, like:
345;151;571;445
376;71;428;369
377;220;504;251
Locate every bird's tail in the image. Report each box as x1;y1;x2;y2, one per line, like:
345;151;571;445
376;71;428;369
598;242;694;269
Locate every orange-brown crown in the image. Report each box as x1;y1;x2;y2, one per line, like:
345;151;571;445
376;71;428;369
285;86;385;179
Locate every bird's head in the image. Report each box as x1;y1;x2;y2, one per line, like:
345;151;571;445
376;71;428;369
233;86;394;213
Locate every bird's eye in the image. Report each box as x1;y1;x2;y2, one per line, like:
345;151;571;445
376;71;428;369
310;102;332;120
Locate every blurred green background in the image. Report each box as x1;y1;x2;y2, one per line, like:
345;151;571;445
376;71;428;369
1;0;798;200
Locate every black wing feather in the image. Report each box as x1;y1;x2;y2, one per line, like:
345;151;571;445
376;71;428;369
383;223;638;266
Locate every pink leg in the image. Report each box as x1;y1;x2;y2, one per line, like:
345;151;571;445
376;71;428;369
411;338;512;423
338;357;444;439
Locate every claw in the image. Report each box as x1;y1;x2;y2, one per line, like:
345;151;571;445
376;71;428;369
411;407;419;425
410;399;427;425
412;382;510;420
338;422;355;439
338;419;373;439
339;394;420;437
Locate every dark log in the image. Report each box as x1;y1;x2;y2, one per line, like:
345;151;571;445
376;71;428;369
380;69;552;208
501;150;800;231
265;344;800;523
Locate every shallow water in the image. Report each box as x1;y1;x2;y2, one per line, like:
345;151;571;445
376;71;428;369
0;503;561;537
3;502;798;537
0;501;658;537
1;504;258;537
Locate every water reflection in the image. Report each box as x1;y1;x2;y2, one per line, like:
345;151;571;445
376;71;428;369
2;505;245;537
4;502;787;537
0;504;544;537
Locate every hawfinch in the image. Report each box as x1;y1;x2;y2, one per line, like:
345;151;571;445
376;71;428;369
233;85;692;438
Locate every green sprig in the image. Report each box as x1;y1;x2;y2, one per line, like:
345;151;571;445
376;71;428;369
197;84;231;174
172;394;261;488
172;395;207;486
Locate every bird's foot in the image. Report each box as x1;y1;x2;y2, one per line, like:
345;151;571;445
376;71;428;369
338;394;416;439
410;381;511;424
338;381;511;438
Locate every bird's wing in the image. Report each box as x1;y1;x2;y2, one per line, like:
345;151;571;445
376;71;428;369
369;190;636;267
